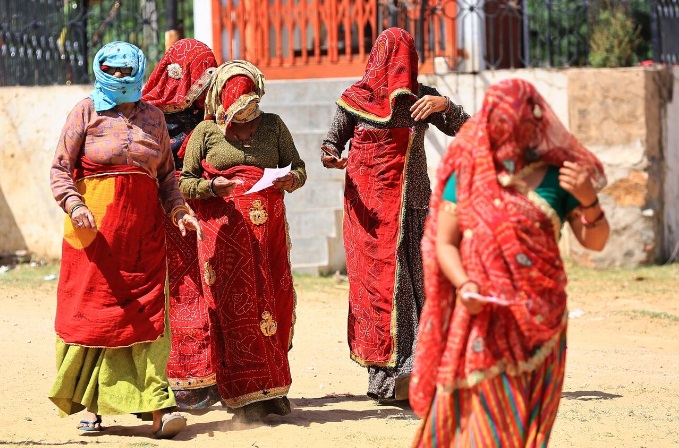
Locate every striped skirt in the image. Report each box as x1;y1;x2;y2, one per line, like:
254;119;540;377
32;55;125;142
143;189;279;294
412;330;567;448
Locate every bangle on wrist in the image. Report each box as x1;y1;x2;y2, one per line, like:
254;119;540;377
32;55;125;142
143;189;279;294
580;209;605;228
456;279;478;291
208;178;218;197
170;205;190;227
444;96;453;114
68;202;86;217
580;196;599;209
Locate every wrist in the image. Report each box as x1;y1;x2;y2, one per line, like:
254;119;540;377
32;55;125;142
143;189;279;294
208;178;218;197
68;202;87;217
170;205;190;226
579;196;599;209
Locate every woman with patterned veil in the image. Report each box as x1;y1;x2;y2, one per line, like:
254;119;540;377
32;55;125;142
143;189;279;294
410;79;610;447
49;41;202;439
142;38;221;410
320;27;469;403
179;60;306;421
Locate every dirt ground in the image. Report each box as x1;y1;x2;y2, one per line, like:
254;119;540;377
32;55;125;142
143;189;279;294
0;261;677;448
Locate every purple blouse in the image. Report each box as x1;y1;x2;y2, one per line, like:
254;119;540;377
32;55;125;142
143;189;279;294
51;98;184;214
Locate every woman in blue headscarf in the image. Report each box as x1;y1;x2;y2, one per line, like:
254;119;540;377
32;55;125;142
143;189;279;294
49;41;201;439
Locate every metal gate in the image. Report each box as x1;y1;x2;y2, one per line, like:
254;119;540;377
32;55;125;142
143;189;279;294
0;0;193;86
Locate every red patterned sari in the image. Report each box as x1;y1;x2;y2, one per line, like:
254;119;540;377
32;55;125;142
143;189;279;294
192;163;295;408
411;79;606;447
142;38;220;409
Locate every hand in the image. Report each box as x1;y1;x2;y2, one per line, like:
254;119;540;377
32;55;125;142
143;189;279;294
410;95;447;122
177;212;204;241
558;161;597;205
211;176;238;197
321;153;348;170
71;205;97;230
457;280;484;315
272;173;296;192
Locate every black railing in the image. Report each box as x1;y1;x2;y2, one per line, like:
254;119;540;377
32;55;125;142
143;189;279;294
0;0;193;86
651;0;679;64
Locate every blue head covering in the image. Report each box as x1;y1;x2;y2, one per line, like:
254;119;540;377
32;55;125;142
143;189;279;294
89;41;146;112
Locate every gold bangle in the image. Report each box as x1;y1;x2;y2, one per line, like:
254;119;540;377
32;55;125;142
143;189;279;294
170;205;190;227
68;201;86;217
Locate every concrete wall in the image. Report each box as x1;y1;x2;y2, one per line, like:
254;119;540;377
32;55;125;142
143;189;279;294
0;86;91;260
0;67;676;269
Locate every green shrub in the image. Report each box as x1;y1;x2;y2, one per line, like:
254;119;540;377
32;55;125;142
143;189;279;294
589;1;642;67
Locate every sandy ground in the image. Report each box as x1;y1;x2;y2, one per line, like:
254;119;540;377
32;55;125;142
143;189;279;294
0;262;678;448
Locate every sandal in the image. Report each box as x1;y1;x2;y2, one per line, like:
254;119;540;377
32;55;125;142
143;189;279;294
153;413;187;439
78;415;103;432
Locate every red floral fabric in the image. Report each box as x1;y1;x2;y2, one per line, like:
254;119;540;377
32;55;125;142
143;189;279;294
142;38;217;113
220;75;256;116
337;27;418;122
410;79;606;417
193;163;295;408
344;126;412;365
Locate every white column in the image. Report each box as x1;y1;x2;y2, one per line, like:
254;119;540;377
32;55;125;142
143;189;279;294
457;0;485;73
193;0;214;49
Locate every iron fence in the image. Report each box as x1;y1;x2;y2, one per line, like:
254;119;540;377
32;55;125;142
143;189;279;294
651;0;679;64
0;0;193;86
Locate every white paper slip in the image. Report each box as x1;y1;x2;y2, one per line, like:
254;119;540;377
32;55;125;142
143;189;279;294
244;163;292;195
461;292;511;306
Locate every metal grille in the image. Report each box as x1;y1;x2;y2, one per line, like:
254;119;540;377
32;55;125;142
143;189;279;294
0;0;193;86
652;0;679;64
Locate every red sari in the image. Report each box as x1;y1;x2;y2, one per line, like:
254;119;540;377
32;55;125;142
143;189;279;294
192;163;295;408
56;157;166;347
142;38;220;408
410;79;606;446
338;27;420;367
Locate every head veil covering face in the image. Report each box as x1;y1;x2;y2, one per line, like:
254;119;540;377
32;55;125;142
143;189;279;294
203;60;266;134
89;41;146;112
337;27;419;122
141;38;217;113
409;79;606;417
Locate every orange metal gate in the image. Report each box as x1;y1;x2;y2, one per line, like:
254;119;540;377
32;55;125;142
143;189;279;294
211;0;458;79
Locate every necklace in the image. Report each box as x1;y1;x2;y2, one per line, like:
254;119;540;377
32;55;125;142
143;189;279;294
115;106;133;127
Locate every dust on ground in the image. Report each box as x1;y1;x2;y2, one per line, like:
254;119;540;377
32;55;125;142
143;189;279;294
0;261;677;447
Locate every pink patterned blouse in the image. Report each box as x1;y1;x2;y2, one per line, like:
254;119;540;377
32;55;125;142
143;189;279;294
51;98;184;214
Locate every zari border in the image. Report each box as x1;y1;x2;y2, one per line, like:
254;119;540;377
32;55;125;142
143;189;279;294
348;128;415;368
437;311;568;393
526;190;562;243
336;88;416;124
158;67;216;114
222;385;291;408
284;214;297;348
169;373;217;390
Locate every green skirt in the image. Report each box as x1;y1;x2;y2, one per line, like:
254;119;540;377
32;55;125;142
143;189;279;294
49;328;176;417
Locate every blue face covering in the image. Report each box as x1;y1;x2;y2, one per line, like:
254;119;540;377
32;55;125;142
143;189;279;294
89;41;147;112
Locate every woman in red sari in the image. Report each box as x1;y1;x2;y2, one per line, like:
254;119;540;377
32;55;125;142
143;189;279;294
320;27;468;403
49;41;201;439
410;79;610;447
142;38;221;410
179;60;306;421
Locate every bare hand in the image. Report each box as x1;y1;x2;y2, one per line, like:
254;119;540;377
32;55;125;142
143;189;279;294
457;280;484;315
211;176;238;197
558;161;597;205
177;212;204;241
71;206;97;230
410;95;447;122
272;173;297;192
321;151;348;170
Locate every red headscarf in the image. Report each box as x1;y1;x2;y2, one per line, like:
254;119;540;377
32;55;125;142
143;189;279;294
410;79;606;417
142;38;217;113
337;27;419;122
